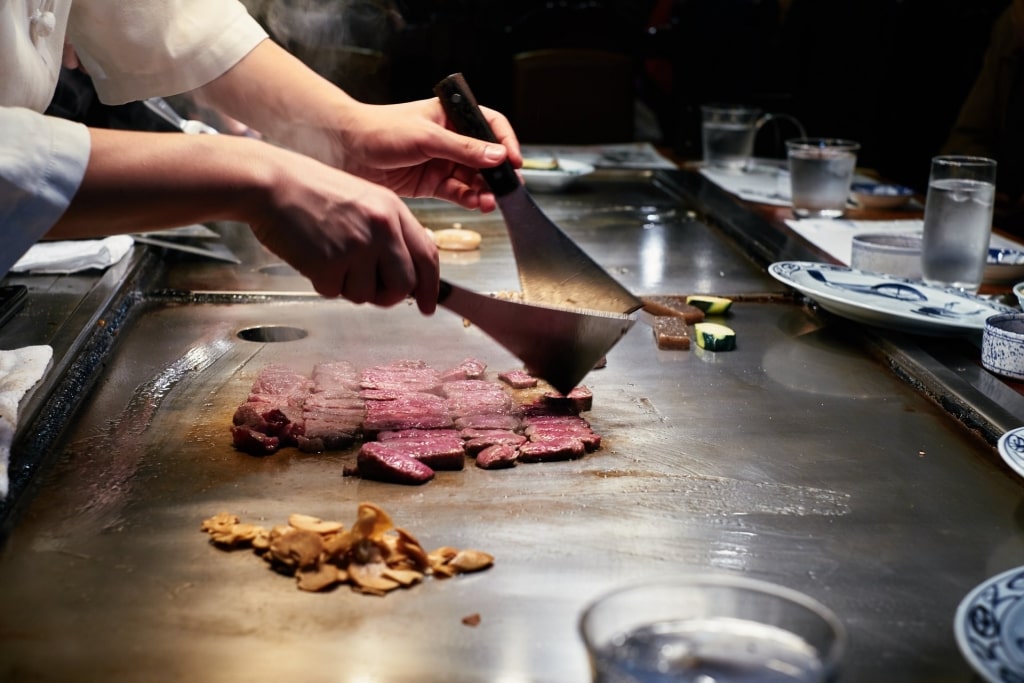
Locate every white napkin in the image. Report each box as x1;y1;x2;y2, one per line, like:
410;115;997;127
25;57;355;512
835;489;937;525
520;142;678;170
700;162;792;206
11;235;133;274
0;345;53;499
699;161;878;208
783;218;1024;265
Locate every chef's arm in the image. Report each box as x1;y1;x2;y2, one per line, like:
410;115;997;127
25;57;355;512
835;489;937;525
47;127;440;312
193;38;521;212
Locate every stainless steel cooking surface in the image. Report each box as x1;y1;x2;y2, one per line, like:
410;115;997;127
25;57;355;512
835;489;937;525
0;169;1021;682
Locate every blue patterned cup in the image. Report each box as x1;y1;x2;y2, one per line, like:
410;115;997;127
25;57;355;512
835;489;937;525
982;313;1024;380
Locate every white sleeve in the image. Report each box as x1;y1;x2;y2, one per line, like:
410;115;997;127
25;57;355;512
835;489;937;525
0;107;90;279
68;0;269;105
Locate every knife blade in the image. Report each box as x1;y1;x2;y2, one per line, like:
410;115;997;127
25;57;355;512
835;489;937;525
437;279;634;395
132;235;241;263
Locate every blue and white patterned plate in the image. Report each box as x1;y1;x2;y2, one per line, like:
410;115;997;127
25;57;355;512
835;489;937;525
955;565;1024;683
986;248;1024;285
998;427;1024;479
768;261;1014;336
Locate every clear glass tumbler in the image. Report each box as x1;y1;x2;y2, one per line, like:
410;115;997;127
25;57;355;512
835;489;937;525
579;574;846;683
920;155;997;293
786;138;860;219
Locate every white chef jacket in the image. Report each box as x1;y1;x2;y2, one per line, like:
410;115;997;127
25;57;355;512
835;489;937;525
0;0;268;278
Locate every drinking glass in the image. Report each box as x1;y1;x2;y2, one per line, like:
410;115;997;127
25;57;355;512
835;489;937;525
920;155;997;293
702;105;808;173
579;575;845;683
701;105;765;172
786;138;860;218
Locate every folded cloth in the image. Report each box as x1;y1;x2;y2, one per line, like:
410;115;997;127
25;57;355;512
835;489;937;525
11;235;133;274
0;345;53;499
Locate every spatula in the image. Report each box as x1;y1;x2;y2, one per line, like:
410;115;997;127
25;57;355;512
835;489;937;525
437;280;634;395
434;73;643;316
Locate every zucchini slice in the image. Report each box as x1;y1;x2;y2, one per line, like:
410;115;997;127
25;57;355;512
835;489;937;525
694;322;736;351
686;295;733;315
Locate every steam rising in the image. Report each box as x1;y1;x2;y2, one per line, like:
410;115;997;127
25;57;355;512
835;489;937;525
260;0;403;104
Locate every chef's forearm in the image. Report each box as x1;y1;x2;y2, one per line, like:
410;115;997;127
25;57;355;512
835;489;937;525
47;127;272;237
194;39;356;162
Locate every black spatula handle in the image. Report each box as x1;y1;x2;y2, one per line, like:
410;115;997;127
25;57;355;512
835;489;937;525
434;73;520;197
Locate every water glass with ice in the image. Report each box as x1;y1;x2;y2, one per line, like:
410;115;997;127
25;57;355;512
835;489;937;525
579;575;845;683
920;155;997;293
786;138;860;218
701;105;768;172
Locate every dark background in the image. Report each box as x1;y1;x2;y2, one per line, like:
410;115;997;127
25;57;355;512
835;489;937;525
376;0;1010;191
54;0;1014;193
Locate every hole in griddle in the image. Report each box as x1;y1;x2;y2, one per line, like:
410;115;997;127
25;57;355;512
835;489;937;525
258;263;300;276
237;325;308;343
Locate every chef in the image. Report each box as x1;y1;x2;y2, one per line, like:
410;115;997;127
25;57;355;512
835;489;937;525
0;0;521;314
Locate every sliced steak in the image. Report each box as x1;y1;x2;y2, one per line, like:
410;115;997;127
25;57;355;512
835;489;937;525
454;414;521;431
440;357;487;381
464;432;527;455
542;385;593;412
518;437;586;463
230;425;280;455
360;360;443;395
356;442;435;485
363;391;452;432
370;428;466;470
311;360;360;395
476;443;520;470
498;368;538;389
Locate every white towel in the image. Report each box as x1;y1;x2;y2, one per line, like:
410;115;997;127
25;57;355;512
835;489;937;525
11;235;133;274
0;346;53;498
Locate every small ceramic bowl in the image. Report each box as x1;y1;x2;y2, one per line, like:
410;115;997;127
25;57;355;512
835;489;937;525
850;182;915;209
521;159;595;192
850;232;922;279
982;313;1024;380
1013;281;1024;309
987;249;1024;284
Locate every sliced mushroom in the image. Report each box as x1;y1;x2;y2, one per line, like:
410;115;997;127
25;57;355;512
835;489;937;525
269;529;324;569
381;567;424;587
296;564;343;592
288;513;344;535
348;562;400;595
449;549;494;573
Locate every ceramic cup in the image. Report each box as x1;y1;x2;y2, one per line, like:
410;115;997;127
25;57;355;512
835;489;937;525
786;138;860;218
850;233;923;280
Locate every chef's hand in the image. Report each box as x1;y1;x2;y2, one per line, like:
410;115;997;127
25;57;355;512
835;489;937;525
248;144;440;313
196;40;522;210
332;98;523;213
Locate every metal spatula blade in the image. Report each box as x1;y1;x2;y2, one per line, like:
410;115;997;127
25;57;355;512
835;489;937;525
434;73;643;316
438;280;634;395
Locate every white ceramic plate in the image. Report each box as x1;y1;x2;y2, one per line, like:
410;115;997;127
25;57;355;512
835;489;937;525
850;182;915;209
985;248;1024;284
768;261;1014;335
955;565;1024;682
521;159;595;192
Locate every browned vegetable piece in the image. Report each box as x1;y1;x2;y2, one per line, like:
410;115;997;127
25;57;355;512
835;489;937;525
462;613;482;627
652;316;691;350
641;295;706;323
